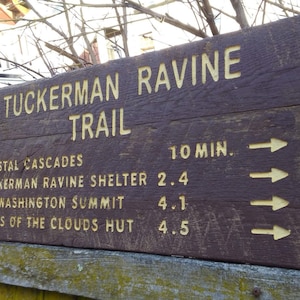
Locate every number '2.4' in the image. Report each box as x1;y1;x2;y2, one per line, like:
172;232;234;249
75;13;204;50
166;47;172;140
157;171;188;186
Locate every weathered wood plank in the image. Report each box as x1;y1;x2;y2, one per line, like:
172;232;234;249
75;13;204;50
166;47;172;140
0;16;299;269
0;242;299;299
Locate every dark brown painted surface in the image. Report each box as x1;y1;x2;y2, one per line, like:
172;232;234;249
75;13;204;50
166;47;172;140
0;16;299;269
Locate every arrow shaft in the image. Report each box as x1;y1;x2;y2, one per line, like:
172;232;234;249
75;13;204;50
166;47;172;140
249;142;270;150
250;196;289;211
249;171;271;179
250;168;288;183
250;200;273;207
252;226;291;240
251;228;274;235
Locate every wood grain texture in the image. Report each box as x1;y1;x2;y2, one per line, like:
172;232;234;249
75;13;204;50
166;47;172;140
0;16;299;270
0;242;299;299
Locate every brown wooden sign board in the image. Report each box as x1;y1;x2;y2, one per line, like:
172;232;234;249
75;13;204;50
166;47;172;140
0;16;299;270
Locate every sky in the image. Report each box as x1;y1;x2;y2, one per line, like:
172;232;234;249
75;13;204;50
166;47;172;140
0;0;299;84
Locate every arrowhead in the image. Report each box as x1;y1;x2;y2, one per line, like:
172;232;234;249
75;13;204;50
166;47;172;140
271;168;288;183
272;196;289;211
270;138;288;152
273;225;291;240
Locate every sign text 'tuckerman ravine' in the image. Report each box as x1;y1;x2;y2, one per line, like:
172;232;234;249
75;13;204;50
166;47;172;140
3;45;240;141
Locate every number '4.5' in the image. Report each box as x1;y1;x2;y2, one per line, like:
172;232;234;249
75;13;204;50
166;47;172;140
158;220;189;236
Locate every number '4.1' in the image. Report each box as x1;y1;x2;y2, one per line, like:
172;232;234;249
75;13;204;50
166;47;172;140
158;195;187;211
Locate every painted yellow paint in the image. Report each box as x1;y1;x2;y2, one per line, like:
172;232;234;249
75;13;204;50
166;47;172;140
0;282;92;300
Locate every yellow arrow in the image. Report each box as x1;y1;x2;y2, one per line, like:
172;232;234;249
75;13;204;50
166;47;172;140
250;196;289;211
248;138;287;152
251;225;291;240
249;168;288;183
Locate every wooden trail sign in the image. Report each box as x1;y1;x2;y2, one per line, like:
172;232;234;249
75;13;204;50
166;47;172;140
0;16;299;270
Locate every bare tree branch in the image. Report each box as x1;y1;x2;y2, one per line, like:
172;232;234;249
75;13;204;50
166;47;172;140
44;42;91;67
125;0;208;38
62;1;124;8
26;0;84;67
113;0;130;57
230;0;249;28
122;0;130;57
28;26;55;76
35;41;55;76
266;0;300;14
62;0;84;67
201;0;219;35
78;0;98;64
0;57;45;78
